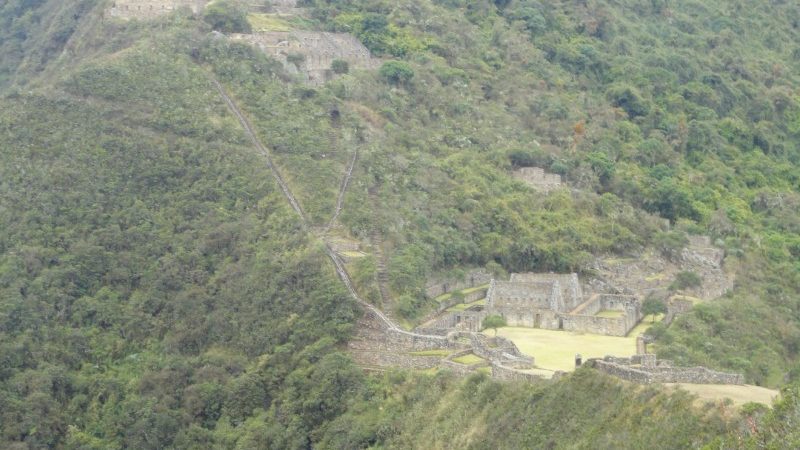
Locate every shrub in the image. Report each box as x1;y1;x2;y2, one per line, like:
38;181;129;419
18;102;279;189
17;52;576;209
379;61;414;85
670;271;702;291
331;59;349;74
203;0;251;34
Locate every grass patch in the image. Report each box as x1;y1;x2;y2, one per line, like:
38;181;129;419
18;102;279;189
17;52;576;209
595;310;625;318
664;383;779;407
645;272;669;282
434;284;489;303
671;294;703;303
410;349;451;357
341;250;366;258
247;13;293;31
495;327;638;372
452;353;485;365
445;299;486;312
462;284;489;294
476;366;491;374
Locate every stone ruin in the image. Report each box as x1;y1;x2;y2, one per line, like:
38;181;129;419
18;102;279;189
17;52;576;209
588;337;744;385
106;0;300;19
230;31;380;85
107;0;209;19
591;234;733;325
425;268;493;299
513;167;562;193
485;273;643;337
348;308;536;378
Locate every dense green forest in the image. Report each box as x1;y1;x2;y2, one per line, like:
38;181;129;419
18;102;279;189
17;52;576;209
0;0;799;448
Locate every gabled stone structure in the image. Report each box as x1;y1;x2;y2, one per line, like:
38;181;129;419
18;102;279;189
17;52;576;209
107;0;208;19
231;31;379;85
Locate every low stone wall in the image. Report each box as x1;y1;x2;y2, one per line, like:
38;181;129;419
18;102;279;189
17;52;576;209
591;359;653;383
349;350;443;370
491;363;545;382
561;314;628;336
588;356;744;385
361;309;463;351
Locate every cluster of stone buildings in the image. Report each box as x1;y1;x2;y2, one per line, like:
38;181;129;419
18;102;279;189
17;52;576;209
420;271;643;337
107;0;378;85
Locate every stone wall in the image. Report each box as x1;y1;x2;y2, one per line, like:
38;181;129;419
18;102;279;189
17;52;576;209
491;363;545;382
425;268;492;299
436;288;487;312
465;333;534;368
512;167;562;193
561;314;628;336
231;31;378;85
588;355;744;385
510;272;583;310
107;0;207;19
487;280;560;310
422;310;487;333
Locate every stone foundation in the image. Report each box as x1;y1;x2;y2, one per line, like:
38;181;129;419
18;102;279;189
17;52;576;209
107;0;208;19
512;167;562;192
588;355;744;385
425;268;492;299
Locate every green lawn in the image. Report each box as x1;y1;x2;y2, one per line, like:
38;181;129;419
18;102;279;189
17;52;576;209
494;327;639;372
452;353;485;365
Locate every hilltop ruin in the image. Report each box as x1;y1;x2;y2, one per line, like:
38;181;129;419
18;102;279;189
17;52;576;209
107;0;209;19
231;31;379;85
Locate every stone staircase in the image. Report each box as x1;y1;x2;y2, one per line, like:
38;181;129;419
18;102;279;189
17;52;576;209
369;186;393;309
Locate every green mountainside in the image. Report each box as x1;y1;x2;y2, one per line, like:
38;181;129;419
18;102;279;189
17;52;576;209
1;0;799;448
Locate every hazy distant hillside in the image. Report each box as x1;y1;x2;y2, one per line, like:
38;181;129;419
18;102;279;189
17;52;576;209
0;0;799;448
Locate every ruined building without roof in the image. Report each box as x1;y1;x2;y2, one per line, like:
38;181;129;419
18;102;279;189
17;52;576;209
107;0;209;19
486;273;642;336
513;167;562;193
231;31;379;85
